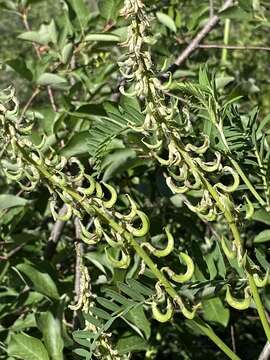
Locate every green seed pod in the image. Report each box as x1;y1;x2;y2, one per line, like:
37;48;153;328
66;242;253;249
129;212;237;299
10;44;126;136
36;135;47;150
79;218;102;245
221;236;237;260
95;182;104;198
166;176;188;194
101;183;117;209
103;231;123;247
105;247;131;269
154;153;170;166
152;298;173;323
168;164;188;182
141;137;163;150
253;270;269;288
199;208;217;222
162;252;194;283
3;167;23;181
185;169;201;190
215;166;240;193
50;201;73;222
69;157;85;182
226;286;251;310
143;226;174;258
78;175;96;196
51;172;67;187
195;152;221;172
243;195;254;220
185;135;209;154
126;210;150;237
181;302;201;320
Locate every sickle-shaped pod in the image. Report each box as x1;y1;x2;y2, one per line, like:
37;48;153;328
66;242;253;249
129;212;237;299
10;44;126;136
166;176;188;194
105;247;131;269
168;164;188;182
51;172;67;187
168;142;182;166
115;194;137;221
181;302;201;320
35;134;47;150
69;157;85;183
185;169;202;190
221;236;237;260
119;85;137;98
198;207;217;222
50;200;73;222
195;152;221;172
95;182;104;198
253;270;269;288
243;195;254;220
3;167;24;181
226;286;251;310
185;135;210;154
152;298;173;323
143;226;174;258
103;231;124;247
100;183;117;209
79;218;102;245
55;156;68;171
162;252;194;283
214;166;240;193
126;210;150;237
154;153;171;166
17;121;34;135
24;165;40;182
78;175;96;196
160;72;173;91
141;137;163;150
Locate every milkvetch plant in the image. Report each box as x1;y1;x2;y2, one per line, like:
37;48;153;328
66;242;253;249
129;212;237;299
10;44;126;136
1;0;270;359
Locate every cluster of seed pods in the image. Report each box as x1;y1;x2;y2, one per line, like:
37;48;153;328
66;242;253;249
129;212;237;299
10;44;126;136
119;0;270;313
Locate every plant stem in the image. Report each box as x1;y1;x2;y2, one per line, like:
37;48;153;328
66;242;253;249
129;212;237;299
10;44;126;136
248;273;270;342
221;19;230;67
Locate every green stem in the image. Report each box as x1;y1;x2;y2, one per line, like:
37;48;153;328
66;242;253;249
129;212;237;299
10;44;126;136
248;273;270;342
221;19;231;67
229;157;266;207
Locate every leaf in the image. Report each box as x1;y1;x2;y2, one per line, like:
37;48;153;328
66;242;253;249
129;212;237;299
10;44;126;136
252;210;270;225
116;333;148;354
215;76;234;90
16;263;59;300
98;0;123;21
65;0;89;29
0;194;29;209
37;73;67;88
156;12;177;32
60;131;91;158
8;333;49;360
85;33;120;42
7;58;32;81
18;20;58;45
36;312;64;360
126;305;151;339
202;297;230;327
254;229;270;243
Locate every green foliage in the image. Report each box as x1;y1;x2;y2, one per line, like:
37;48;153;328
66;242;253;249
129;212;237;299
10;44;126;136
1;1;270;360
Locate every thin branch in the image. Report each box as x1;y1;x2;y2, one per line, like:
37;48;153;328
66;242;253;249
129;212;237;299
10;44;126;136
258;342;270;360
230;325;236;354
209;0;214;18
19;87;40;121
169;0;234;70
198;44;270;51
44;205;67;260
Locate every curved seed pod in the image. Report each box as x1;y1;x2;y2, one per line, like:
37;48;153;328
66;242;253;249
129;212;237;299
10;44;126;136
3;167;24;181
95;182;104;198
162;252;194;283
101;183;117;209
51;172;67;187
141;137;163;150
103;231;123;247
152;298;173;323
195;152;221;172
24;166;40;182
221;236;237;260
55;156;67;171
115;194;137;221
181;303;201;320
198;208;217;222
166;176;188;194
243;195;254;220
143;226;174;258
160;72;173;91
105;247;131;269
185;170;201;190
17;122;34;134
168;142;182;166
214;166;240;193
154;153;170;166
253;270;269;288
69;157;85;182
126;210;150;237
185;135;209;154
79;219;101;245
78;174;96;196
18;180;38;192
168;164;188;182
50;201;73;222
226;286;251;310
36;135;47;149
119;86;137;98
